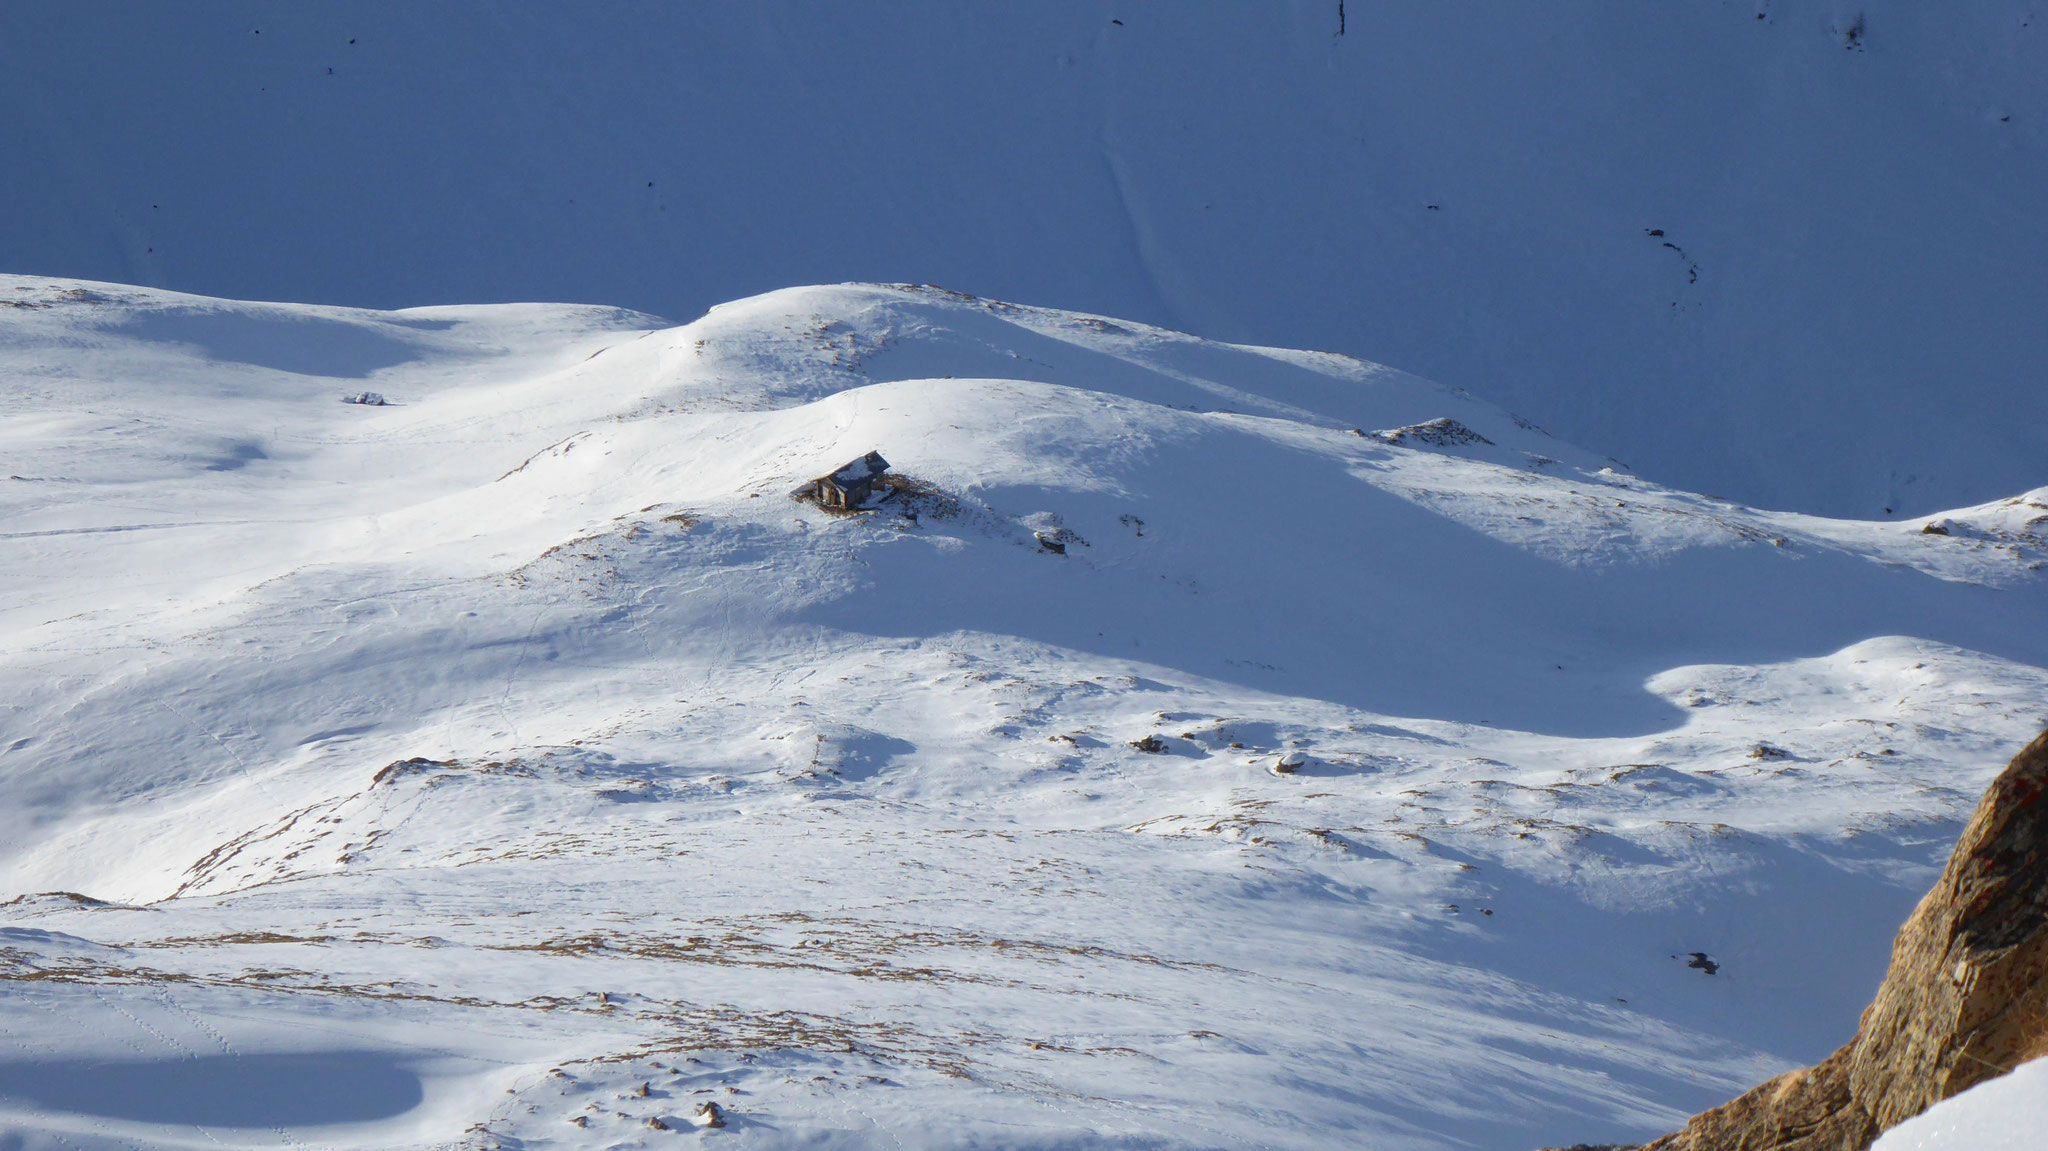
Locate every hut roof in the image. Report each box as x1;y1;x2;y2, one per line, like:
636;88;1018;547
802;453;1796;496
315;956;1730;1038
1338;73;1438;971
823;451;890;487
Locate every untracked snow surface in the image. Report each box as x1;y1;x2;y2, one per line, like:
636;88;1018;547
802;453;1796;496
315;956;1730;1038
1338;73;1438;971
1;277;2045;1149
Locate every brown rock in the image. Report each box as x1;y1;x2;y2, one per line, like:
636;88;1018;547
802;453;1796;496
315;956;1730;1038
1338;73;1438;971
1563;727;2048;1151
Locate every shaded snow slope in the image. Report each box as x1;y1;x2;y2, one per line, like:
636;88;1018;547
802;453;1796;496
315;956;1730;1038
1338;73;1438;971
3;3;2046;517
1;277;2045;1150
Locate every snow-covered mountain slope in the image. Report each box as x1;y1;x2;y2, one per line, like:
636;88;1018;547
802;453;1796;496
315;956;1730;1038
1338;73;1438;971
3;3;2045;518
1;276;2045;1150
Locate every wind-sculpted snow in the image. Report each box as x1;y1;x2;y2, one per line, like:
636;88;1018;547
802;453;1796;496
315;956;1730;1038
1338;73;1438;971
1;277;2044;1149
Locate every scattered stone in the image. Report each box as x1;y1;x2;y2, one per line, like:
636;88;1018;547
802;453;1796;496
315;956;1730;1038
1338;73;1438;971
1272;751;1307;775
370;756;454;785
647;1115;671;1130
1129;735;1167;754
341;391;388;406
1748;743;1790;760
1835;12;1866;50
1029;517;1085;554
1920;520;1953;536
692;1101;726;1128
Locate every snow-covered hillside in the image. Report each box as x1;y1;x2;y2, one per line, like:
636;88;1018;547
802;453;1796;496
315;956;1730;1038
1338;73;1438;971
1;276;2044;1149
3;3;2045;518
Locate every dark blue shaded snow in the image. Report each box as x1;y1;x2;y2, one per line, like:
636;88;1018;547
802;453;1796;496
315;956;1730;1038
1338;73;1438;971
113;309;425;378
0;1052;424;1127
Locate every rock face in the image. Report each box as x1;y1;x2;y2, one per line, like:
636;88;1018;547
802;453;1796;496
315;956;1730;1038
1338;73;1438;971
1626;727;2048;1151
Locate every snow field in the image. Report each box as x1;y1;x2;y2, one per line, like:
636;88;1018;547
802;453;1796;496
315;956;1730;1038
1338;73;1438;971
1;276;2044;1148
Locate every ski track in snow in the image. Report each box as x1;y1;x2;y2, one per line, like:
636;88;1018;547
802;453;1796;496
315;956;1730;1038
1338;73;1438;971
0;275;2044;1150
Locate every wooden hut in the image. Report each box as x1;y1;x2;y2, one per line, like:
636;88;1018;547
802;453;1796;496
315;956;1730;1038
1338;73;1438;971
798;451;890;510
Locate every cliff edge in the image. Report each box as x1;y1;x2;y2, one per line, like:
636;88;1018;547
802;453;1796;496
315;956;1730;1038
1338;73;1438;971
1564;726;2048;1151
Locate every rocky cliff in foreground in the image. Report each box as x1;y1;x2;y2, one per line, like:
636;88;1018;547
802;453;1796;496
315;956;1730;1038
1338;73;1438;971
1591;727;2048;1151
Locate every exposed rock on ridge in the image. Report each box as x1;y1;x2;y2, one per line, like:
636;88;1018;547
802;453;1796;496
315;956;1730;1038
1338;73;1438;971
1610;726;2048;1151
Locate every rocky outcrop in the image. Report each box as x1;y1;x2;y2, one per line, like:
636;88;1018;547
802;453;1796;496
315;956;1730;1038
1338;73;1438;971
1844;726;2048;1125
1372;417;1495;448
1597;727;2048;1151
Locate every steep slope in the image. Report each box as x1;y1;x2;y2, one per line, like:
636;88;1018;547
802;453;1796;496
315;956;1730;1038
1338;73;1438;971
1582;728;2048;1150
1;277;2045;1149
3;3;2045;516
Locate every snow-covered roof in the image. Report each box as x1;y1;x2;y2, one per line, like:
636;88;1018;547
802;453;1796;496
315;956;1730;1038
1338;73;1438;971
822;450;889;487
